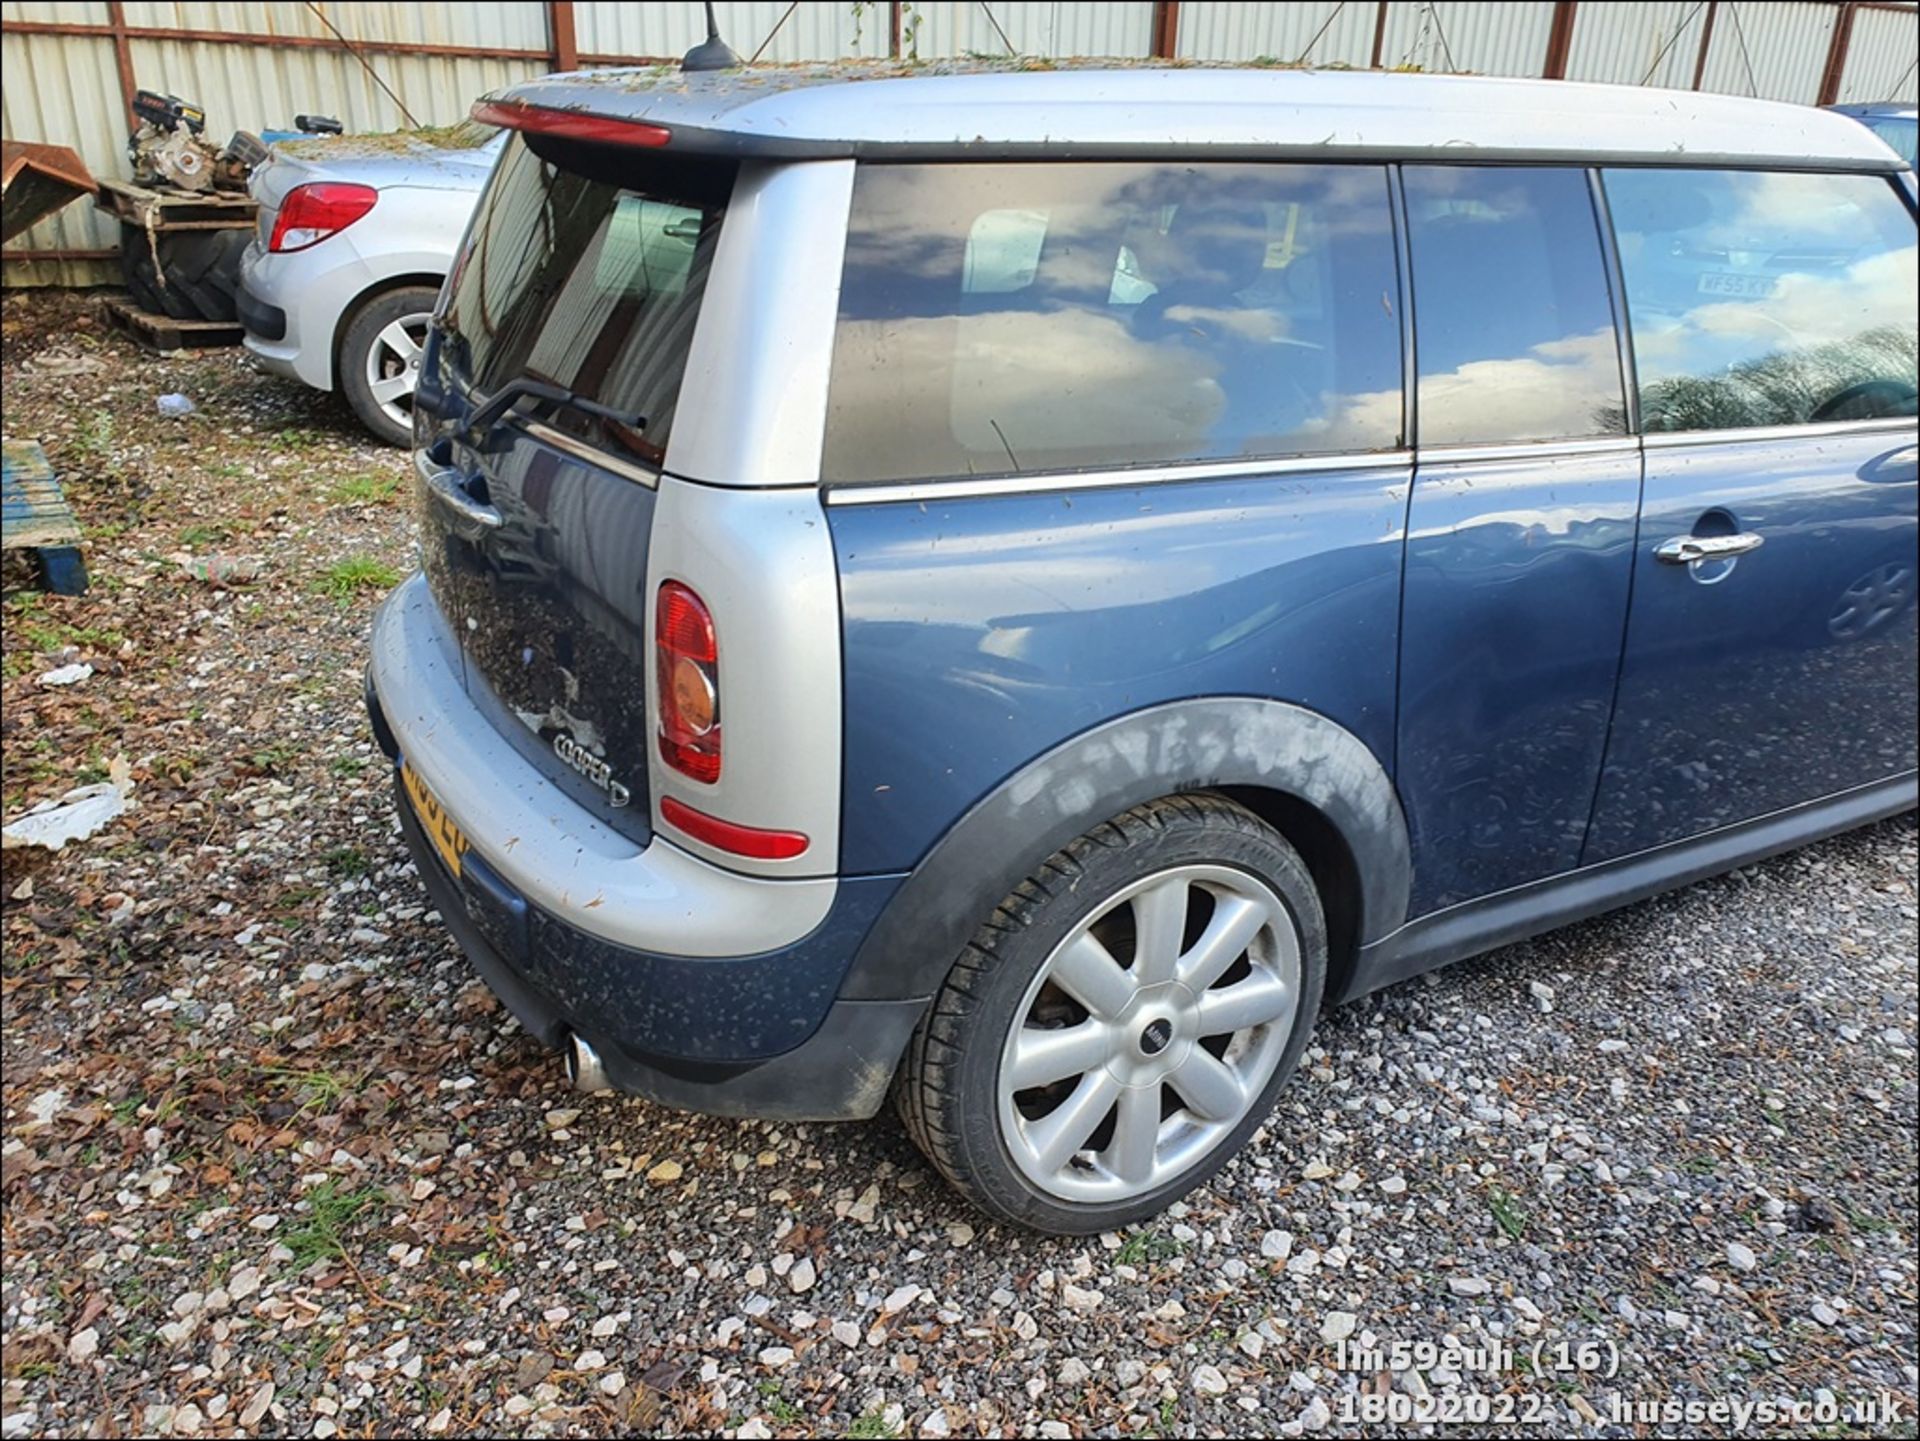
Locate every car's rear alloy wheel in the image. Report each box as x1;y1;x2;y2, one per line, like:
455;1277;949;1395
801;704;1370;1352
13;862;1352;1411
895;794;1326;1233
339;286;440;447
999;863;1300;1203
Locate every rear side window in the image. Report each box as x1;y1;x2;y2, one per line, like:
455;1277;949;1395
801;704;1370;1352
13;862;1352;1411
823;163;1404;484
439;135;731;464
1404;166;1627;446
1602;168;1919;431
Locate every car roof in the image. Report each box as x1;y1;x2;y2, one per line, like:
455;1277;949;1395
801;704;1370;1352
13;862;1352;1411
484;60;1906;171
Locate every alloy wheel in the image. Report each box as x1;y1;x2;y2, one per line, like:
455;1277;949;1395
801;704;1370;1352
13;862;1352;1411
997;864;1301;1203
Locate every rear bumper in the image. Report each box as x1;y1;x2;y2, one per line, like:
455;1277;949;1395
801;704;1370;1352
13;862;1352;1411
238;239;336;389
367;574;922;1120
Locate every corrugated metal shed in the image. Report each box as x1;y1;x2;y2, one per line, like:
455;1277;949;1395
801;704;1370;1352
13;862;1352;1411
1837;4;1920;103
1174;2;1377;65
916;2;1154;59
1696;1;1838;103
1;19;126;264
1378;1;1556;77
576;3;869;64
1561;1;1709;89
119;2;551;51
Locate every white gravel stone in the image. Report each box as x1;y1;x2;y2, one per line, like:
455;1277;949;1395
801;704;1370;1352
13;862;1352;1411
1448;1276;1491;1297
1320;1311;1358;1343
1260;1230;1293;1260
1726;1241;1758;1273
1192;1364;1229;1395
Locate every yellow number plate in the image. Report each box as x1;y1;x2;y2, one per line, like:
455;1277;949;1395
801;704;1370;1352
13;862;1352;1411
401;759;469;879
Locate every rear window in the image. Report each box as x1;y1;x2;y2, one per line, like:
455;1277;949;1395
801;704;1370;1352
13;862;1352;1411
823;162;1404;485
1602;167;1918;432
439;134;733;465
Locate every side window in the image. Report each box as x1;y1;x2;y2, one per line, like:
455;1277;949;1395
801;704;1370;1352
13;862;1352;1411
1404;166;1627;446
1602;168;1919;431
824;162;1404;484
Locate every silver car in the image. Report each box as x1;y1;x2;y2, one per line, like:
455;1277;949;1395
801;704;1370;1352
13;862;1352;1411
238;121;503;444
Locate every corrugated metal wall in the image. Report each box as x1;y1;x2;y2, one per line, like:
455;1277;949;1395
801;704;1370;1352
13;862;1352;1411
1378;1;1557;76
575;3;870;63
1837;4;1920;102
1562;1;1709;89
6;1;1917;287
1696;1;1838;103
1174;3;1377;65
916;1;1153;58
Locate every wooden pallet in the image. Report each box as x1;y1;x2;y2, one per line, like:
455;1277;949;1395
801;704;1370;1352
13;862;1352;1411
94;176;255;233
101;294;244;352
1;440;87;595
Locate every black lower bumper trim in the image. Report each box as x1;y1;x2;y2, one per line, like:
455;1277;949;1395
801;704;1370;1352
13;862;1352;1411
392;771;924;1122
237;286;286;342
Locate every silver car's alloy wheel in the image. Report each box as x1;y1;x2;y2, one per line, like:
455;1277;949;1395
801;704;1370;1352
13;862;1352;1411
364;311;432;431
997;864;1300;1204
1828;561;1913;640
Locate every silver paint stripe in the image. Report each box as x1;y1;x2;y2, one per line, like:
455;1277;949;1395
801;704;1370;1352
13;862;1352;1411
1641;417;1917;449
824;450;1414;506
521;421;662;489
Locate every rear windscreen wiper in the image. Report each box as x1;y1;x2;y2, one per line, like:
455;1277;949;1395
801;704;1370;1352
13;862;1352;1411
462;376;647;447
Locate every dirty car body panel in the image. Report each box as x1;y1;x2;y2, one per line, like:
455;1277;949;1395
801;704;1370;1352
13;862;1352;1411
368;63;1917;1145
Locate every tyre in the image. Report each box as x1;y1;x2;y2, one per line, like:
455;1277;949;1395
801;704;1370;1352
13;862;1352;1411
337;286;438;447
895;793;1327;1234
118;222;170;316
119;226;246;322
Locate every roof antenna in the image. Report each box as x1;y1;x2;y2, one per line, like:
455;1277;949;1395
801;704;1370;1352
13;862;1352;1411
682;2;743;71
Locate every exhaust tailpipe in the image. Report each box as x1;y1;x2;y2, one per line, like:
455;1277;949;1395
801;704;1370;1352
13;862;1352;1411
564;1032;612;1093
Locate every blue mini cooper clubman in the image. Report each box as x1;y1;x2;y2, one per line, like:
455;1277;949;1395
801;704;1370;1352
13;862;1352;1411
367;61;1919;1233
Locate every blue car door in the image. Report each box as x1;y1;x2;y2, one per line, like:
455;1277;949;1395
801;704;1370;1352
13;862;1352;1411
1393;166;1641;914
1585;167;1919;860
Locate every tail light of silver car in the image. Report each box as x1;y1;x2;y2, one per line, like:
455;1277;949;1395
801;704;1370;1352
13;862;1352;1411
268;181;377;252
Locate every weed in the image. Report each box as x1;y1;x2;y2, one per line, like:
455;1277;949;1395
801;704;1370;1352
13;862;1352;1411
1117;1228;1187;1266
178;523;229;546
1488;1187;1528;1240
314;556;401;600
848;1412;899;1440
330;754;369;776
330;472;403;506
281;1180;389;1267
248;743;299;775
323;845;369;876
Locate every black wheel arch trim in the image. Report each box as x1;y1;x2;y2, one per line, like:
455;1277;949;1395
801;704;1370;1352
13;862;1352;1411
838;697;1410;1003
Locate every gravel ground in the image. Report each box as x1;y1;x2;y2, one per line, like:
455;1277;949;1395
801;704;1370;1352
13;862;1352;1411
3;291;1917;1440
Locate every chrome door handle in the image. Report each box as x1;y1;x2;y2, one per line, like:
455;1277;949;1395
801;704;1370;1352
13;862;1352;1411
1654;532;1764;565
419;455;500;536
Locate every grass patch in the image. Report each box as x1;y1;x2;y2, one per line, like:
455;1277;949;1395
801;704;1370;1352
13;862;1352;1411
1116;1228;1186;1265
281;1180;389;1267
1488;1187;1528;1240
314;556;400;601
848;1413;899;1440
329;754;369;777
178;523;229;546
323;845;370;875
329;472;403;506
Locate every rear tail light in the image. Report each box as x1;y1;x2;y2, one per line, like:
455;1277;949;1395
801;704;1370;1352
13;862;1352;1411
269;182;378;252
656;580;720;783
